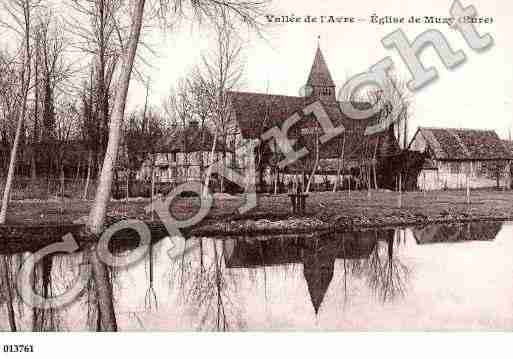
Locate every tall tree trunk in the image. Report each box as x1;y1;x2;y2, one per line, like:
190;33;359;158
306;132;319;193
75;160;81;185
221;152;225;193
96;0;110;156
333;135;346;192
373;141;378;190
126;169;129;203
88;0;146;230
273;167;278;194
402;110;408;149
0;7;32;224
87;0;146;332
398;172;402;208
203;131;218;197
88;248;116;331
31;31;40;182
83;150;93;200
1;256;16;331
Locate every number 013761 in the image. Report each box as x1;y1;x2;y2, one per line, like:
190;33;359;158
3;344;34;353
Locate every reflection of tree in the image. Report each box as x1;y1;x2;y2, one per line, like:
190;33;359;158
365;230;410;302
81;249;118;332
84;272;100;331
1;253;67;332
167;230;411;328
32;255;59;331
225;230;411;314
171;239;243;331
144;243;158;312
0;255;17;331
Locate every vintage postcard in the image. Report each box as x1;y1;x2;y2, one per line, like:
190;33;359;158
0;0;511;356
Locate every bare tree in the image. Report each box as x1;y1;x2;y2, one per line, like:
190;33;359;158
85;0;267;331
366;74;412;149
79;68;97;199
0;53;19;176
33;12;71;179
362;73;411;195
198;9;245;196
366;231;410;302
332;133;346;192
305;127;320;193
164;78;194;183
0;256;17;331
68;0;122;156
0;0;40;224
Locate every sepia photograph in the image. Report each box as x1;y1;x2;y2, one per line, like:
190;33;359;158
0;0;512;356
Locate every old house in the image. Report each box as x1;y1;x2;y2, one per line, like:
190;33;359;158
227;45;401;190
408;127;513;190
148;121;232;185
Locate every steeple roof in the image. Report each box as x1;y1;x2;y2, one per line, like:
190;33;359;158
306;46;335;88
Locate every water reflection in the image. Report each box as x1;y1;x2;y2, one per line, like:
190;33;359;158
224;230;406;313
171;239;244;331
413;222;502;244
0;220;509;331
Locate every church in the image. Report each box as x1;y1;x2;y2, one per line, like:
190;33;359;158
227;45;401;192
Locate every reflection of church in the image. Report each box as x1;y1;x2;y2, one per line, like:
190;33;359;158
224;230;395;314
222;222;503;314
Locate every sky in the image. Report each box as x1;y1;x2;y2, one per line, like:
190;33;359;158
126;0;513;140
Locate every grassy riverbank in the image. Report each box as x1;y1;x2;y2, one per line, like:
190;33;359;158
2;189;512;253
4;189;513;230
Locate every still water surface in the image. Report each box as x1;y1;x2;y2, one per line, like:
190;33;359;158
1;221;512;331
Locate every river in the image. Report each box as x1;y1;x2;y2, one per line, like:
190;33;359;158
0;221;511;331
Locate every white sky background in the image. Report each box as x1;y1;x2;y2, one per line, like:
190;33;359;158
126;0;512;140
1;0;510;139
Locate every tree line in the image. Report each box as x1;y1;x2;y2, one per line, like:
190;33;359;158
0;0;268;331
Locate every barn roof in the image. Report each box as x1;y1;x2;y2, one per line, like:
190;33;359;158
155;123;225;153
306;46;335;88
411;127;512;160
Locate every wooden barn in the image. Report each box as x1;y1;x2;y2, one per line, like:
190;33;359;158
408;127;513;190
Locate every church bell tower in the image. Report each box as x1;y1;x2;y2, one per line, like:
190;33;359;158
305;44;336;102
